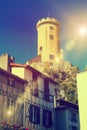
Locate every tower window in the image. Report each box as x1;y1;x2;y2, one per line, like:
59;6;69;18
50;26;54;30
49;55;55;60
49;34;54;40
39;46;42;51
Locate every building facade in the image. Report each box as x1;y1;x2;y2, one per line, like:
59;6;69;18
77;70;87;130
0;54;80;130
0;54;59;129
0;67;27;129
55;100;80;130
11;62;58;130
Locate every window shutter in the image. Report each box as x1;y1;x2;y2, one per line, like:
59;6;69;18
42;109;52;127
29;104;33;122
44;79;49;101
29;104;40;124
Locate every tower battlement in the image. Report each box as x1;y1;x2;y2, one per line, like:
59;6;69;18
36;17;60;29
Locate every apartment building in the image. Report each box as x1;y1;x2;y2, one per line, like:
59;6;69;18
0;67;27;129
0;53;80;130
10;62;57;130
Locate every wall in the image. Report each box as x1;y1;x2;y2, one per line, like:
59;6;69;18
0;70;26;126
77;70;87;130
55;109;66;130
0;54;8;71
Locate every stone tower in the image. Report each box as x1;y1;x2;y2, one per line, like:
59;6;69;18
36;17;60;62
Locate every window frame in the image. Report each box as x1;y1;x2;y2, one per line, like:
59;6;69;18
71;111;77;123
42;109;52;127
44;79;49;101
7;78;15;87
7;98;14;108
29;104;40;124
30;80;38;97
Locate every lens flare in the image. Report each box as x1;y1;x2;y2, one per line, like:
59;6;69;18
78;26;87;36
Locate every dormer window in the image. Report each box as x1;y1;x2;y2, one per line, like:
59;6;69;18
7;78;15;87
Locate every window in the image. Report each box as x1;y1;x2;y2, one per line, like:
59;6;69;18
7;78;15;87
49;54;55;60
29;104;40;124
31;81;38;97
32;72;37;80
39;46;42;51
71;126;77;130
71;112;77;122
7;98;14;108
50;26;54;30
31;72;38;96
49;34;54;40
44;79;49;101
42;109;52;127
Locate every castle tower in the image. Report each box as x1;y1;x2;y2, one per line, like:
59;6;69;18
36;17;60;62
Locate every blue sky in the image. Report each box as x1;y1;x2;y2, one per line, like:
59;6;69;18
0;0;87;70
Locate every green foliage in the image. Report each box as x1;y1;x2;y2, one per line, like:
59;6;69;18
44;61;78;104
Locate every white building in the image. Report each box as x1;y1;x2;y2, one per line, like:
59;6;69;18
77;70;87;130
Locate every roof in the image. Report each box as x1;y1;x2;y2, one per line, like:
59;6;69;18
10;63;58;85
27;55;41;64
55;99;78;111
0;68;27;84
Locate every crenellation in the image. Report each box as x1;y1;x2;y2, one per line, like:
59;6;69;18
36;17;60;29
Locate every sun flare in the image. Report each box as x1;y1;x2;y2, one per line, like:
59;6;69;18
78;26;87;35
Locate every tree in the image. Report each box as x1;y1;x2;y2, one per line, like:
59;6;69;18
44;60;78;104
